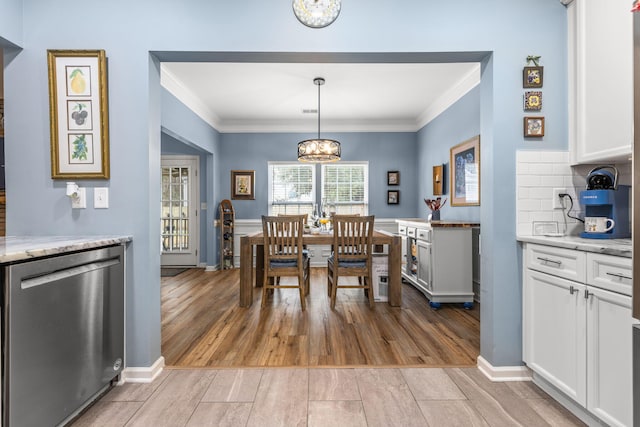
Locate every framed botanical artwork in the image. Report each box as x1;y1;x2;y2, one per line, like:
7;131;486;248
47;50;110;179
450;135;480;207
387;171;400;186
524;91;542;111
523;66;543;88
387;190;399;205
432;164;444;196
231;170;255;200
524;116;545;137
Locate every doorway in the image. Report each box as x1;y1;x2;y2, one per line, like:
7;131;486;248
161;155;200;267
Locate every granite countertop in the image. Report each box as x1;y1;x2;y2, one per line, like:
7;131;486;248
396;218;480;228
517;234;632;258
0;236;133;263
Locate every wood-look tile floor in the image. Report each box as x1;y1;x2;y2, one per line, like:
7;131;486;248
72;367;586;426
161;268;480;367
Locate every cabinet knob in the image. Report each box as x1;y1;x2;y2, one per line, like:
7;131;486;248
584;289;593;299
536;256;562;266
569;285;578;295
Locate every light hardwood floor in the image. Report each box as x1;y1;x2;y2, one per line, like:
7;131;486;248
161;268;480;367
72;367;585;426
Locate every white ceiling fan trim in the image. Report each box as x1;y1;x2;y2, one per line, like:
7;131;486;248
416;64;481;129
161;67;223;130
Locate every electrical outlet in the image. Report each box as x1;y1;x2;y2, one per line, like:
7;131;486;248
552;188;567;209
71;188;87;209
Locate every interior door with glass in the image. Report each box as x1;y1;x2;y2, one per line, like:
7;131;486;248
161;156;199;267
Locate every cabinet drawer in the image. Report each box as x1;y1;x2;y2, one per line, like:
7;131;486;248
406;227;416;238
398;225;407;235
525;243;586;283
416;228;431;242
586;253;632;296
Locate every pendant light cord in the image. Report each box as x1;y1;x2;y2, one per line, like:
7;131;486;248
317;79;321;139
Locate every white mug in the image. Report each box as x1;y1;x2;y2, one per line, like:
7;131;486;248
584;217;615;233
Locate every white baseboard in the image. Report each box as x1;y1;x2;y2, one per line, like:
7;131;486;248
204;265;218;272
122;356;165;383
477;356;532;382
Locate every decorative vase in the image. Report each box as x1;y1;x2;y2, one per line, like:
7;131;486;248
431;210;441;221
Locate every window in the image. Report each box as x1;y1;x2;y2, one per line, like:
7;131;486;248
268;162;316;215
321;162;368;215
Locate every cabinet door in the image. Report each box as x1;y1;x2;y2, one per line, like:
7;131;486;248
586;286;636;427
523;270;587;405
571;0;632;163
416;240;432;291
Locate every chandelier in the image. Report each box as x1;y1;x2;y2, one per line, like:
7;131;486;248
297;77;341;163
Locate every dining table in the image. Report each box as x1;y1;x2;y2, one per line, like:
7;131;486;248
239;230;402;307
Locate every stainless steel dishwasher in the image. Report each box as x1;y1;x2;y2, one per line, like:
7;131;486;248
2;245;125;427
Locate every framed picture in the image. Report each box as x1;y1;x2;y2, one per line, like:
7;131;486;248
231;170;255;200
48;50;110;179
387;171;400;186
524;116;545;137
524;91;542;111
433;164;444;196
523;66;543;88
450;135;480;207
387;190;399;205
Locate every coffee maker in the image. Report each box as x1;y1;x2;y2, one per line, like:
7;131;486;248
579;166;630;239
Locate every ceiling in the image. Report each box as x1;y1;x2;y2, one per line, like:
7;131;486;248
161;62;481;133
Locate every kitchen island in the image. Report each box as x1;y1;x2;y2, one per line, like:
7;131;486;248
396;219;480;308
0;235;131;427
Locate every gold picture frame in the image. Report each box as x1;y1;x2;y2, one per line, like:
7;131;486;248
48;49;110;179
450;135;480;207
231;170;255;200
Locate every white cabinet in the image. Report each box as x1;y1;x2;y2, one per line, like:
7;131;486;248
398;222;475;308
523;270;586;405
569;0;633;164
523;243;636;426
586;285;635;427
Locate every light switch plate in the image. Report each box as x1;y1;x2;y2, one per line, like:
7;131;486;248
71;188;86;209
94;187;109;209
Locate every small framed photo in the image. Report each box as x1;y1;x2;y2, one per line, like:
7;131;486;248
523;66;543;88
48;49;110;179
524;116;545;137
524;91;542;111
387;190;399;205
387;171;400;186
231;170;255;200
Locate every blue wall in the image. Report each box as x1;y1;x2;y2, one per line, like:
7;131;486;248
0;0;569;368
417;85;481;221
220;132;417;219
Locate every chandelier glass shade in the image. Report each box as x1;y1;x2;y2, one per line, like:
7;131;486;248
298;77;341;163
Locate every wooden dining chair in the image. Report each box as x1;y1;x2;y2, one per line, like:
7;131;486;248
261;215;310;310
327;215;375;309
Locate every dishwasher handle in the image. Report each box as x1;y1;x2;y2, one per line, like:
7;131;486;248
20;258;121;290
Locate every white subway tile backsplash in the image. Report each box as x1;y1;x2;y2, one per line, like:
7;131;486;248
540;151;569;163
518;175;542;187
540;176;566;187
515;150;631;237
529;163;555;175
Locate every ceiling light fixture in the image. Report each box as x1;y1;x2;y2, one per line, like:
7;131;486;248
298;77;341;163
